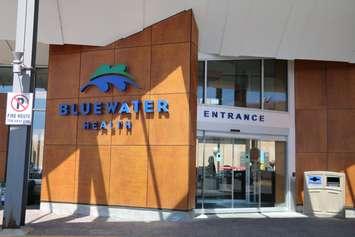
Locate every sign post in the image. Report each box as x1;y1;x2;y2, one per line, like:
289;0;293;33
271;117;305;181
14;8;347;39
2;0;39;228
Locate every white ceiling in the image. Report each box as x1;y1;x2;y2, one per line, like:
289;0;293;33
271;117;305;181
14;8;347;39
1;0;355;65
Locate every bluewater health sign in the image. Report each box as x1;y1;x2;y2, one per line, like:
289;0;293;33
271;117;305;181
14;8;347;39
5;92;33;125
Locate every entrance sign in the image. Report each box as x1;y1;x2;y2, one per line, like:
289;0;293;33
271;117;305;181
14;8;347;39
5;92;34;125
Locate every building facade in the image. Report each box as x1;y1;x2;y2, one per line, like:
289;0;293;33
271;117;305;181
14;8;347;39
0;10;354;216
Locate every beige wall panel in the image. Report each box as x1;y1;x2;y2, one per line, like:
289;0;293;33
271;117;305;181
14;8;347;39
118;27;152;49
109;146;147;207
295;153;328;204
152;10;191;45
149;94;191;146
150;43;190;94
45;99;78;145
328;109;355;152
147;146;190;210
115;46;151;96
328;153;355;207
41;145;77;202
47;53;80;99
295;60;326;110
111;95;149;146
77;97;112;146
296;109;327;153
79;49;115;98
75;146;111;205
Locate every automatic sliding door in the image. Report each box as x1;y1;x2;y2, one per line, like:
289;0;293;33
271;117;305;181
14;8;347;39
196;133;287;210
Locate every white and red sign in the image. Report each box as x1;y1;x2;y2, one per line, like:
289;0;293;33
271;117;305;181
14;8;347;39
5;92;33;125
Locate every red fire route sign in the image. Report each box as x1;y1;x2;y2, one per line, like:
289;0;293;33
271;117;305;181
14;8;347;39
5;92;34;125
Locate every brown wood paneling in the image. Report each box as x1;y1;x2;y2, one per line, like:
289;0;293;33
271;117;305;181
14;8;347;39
75;146;111;204
111;95;149;146
147;146;190;210
115;46;151;96
44;10;198;210
109;146;147;207
47;53;81;99
191;11;198;47
45;99;78;145
151;43;190;94
79;49;115;98
296;153;327;204
296;109;327;153
118;27;152;49
0;93;6;108
0;110;8;152
152;10;191;45
0;151;6;182
328;153;355;207
149;94;191;146
275;141;286;204
41;145;77;202
326;62;355;109
328;109;355;152
295;60;326;110
49;44;81;55
76;97;112;146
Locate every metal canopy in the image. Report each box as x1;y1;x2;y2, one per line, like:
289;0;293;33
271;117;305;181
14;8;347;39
1;0;355;63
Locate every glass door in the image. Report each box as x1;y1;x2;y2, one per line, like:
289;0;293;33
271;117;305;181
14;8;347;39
196;132;287;210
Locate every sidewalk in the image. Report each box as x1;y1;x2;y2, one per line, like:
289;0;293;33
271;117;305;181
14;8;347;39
0;210;354;237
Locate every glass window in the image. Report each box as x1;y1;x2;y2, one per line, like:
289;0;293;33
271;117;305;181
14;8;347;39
0;67;13;93
263;60;288;111
206;60;261;108
197;61;205;104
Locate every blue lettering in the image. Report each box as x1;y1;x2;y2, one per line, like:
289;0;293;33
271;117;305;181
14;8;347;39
212;111;218;118
220;112;225;118
132;100;140;113
94;102;102;115
251;114;258;121
144;100;154;113
260;115;265;122
119;102;131;114
80;103;91;115
59;104;69;116
204;110;209;117
157;100;169;112
100;121;107;130
243;114;250;120
117;121;123;129
236;113;242;120
107;102;118;114
70;104;79;115
92;122;98;129
124;121;132;130
227;113;233;119
83;121;90;129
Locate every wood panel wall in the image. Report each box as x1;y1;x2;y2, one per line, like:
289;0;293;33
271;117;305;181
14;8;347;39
41;10;198;210
295;60;355;207
0;94;8;182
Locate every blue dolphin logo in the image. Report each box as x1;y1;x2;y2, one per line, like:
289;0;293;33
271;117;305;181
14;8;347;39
80;64;139;93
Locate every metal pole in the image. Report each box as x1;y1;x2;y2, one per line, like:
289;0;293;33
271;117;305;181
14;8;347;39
3;0;39;228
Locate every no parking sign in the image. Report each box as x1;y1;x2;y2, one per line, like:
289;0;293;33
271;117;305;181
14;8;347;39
5;92;33;125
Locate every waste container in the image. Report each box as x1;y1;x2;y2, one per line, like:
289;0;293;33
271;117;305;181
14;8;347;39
303;171;345;217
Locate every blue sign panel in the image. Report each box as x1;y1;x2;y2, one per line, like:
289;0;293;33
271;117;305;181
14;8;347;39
307;175;322;185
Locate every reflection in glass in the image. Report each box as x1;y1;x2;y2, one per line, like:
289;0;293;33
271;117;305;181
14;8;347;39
0;67;13;93
206;60;261;108
263;60;288;111
196;135;287;209
197;61;205;104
